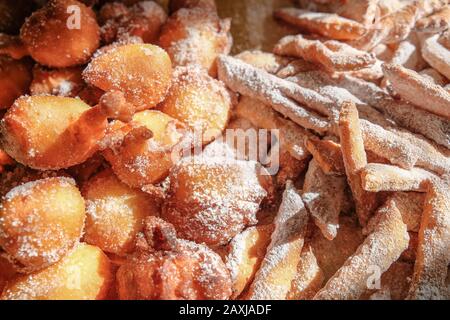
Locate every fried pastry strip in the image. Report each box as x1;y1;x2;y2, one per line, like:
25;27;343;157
415;5;450;32
391;192;425;233
274;8;367;40
339;101;378;226
225;224;274;299
314;198;410;300
422;34;450;80
408;179;450;300
382;63;450;119
235;96;313;160
274;35;376;72
419;68;448;86
352;2;422;50
361;163;437;192
287;245;325;300
337;75;450;150
334;0;379;26
247;181;309;300
304;136;345;175
303;159;348;240
217;55;331;133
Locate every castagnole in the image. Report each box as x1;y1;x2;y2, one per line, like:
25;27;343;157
82;168;161;256
102;110;186;188
0;95;122;169
83;43;172;111
158;66;232;143
159;6;231;76
116;216;232;300
162;156;270;246
1;243;112;300
0;177;85;272
20;0;100;67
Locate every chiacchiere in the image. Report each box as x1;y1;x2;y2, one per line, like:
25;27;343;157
0;0;449;301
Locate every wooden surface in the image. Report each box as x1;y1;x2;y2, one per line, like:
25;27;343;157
216;0;297;54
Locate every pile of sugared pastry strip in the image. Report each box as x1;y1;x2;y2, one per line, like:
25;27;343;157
219;0;450;300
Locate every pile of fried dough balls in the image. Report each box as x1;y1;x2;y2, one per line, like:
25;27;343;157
0;0;273;300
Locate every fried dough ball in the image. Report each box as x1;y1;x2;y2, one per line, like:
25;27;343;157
0;177;85;272
158;66;232;143
1;243;112;300
30;66;84;97
0;0;34;34
102;110;185;188
100;1;167;44
0;56;32;110
169;0;217;13
159;7;232;76
20;0;100;67
83;43;172;111
161;156;269;246
116;216;232;300
82;168;161;256
0;95;115;169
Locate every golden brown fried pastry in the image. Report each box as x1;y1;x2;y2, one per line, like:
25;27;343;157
1;243;112;300
20;0;100;67
82;168;161;256
116;216;232;300
0;177;85;272
83;43;172;111
158;66;232;143
162;156;269;246
159;7;231;76
0;95;117;169
99;1;167;44
102;110;186;188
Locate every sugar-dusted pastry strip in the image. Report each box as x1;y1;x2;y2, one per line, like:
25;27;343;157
314;198;410;300
422;34;450;80
276;59;317;78
339;101;378;226
382;63;450;119
361;163;437;193
303;159;348;240
225;224;274;299
415;5;450;32
408;178;450;300
274;35;376;72
304;136;345;175
275;150;310;187
274;8;367;40
337;75;450;150
234;96;313;160
389;37;426;71
234;50;292;74
419;68;448;86
247;181;309;300
287;245;325;300
391;192;425;233
351;2;422;50
335;0;379;26
217;55;331;133
286;71;447;172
